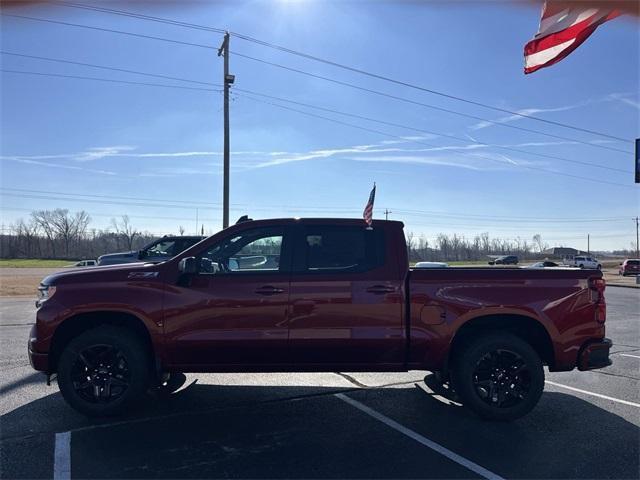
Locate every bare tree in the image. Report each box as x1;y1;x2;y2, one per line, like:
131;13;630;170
533;234;547;253
46;209;91;257
31;210;57;257
178;225;185;236
111;215;139;251
406;232;416;257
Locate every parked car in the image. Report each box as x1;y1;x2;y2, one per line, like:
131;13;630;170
567;256;601;270
28;218;610;421
97;235;205;266
489;255;519;265
619;259;640;276
67;260;97;267
528;261;560;268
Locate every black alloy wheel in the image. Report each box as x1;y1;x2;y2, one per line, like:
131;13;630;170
70;344;131;403
57;325;151;417
472;349;531;408
451;333;544;421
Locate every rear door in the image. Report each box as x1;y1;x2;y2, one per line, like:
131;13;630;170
288;223;405;368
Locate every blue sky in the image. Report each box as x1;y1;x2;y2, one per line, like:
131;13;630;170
1;1;638;251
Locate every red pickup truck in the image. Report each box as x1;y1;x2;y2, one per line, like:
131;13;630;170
28;218;611;420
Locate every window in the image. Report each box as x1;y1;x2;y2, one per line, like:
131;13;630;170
199;228;283;274
146;240;177;259
300;226;384;273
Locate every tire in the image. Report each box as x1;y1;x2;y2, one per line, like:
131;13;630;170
451;332;544;421
579;264;584;269
57;325;151;417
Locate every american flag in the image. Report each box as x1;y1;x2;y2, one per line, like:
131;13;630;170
524;2;620;74
363;183;376;227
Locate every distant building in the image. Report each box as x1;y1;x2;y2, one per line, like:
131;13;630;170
543;247;589;262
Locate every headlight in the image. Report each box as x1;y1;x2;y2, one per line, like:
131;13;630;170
36;284;56;306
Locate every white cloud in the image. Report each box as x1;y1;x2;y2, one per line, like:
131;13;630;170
469;93;636;131
1;157;118;176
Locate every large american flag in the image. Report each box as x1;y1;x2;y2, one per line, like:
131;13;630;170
524;2;620;74
363;183;376;227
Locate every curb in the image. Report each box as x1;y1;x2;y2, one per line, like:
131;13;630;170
607;283;640;289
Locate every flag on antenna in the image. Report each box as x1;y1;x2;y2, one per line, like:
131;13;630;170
524;2;620;74
363;183;376;228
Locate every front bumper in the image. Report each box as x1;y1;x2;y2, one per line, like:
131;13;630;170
28;325;50;372
578;338;612;371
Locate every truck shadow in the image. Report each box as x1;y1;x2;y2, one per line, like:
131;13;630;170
1;375;639;479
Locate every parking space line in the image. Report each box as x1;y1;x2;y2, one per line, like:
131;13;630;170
620;354;640;359
53;431;71;480
335;393;504;480
545;381;640;408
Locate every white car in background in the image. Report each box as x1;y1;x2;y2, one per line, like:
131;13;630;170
414;261;449;268
567;256;601;269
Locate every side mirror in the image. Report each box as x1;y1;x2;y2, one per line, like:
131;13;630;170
178;257;198;274
137;249;147;260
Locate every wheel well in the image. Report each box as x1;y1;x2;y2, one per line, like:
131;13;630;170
449;314;555;370
49;311;154;373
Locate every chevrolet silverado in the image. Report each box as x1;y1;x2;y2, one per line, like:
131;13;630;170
28;218;611;420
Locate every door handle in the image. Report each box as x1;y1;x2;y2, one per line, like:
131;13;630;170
255;285;285;296
366;285;396;294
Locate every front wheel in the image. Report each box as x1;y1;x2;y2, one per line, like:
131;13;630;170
451;333;544;421
57;325;151;417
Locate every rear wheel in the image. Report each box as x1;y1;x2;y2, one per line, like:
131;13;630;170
57;325;151;417
451;333;544;421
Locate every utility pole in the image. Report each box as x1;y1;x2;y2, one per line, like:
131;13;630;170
635;216;639;258
587;234;590;255
218;32;234;229
384;209;392;220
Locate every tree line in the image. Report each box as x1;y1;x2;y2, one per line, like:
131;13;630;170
1;209;161;260
0;208;634;261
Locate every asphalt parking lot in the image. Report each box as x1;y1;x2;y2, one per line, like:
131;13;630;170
1;287;638;479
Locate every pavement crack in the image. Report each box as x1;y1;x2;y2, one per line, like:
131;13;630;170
587;370;640;381
333;372;370;388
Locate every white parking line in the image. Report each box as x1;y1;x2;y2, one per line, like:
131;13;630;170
545;381;640;408
335;393;504;480
53;431;71;480
620;354;640;359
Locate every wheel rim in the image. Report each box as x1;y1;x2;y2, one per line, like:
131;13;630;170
472;349;532;408
70;344;130;403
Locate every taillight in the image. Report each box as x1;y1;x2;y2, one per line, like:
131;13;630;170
589;277;606;323
589;277;606;295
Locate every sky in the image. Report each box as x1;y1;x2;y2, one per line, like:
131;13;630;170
1;0;639;251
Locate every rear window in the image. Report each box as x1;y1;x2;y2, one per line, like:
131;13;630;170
299;226;384;273
627;260;640;266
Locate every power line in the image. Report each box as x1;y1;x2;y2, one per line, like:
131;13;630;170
0;188;631;224
234;92;636;189
1;13;631;155
1;49;626;173
233;87;628;174
1;13;218;50
52;1;226;34
1;51;222;87
1;206;221;223
1;69;221;93
232;52;632;155
53;1;631;143
1;67;633;187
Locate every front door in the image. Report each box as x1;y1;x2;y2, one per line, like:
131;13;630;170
163;226;292;369
288;224;405;369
